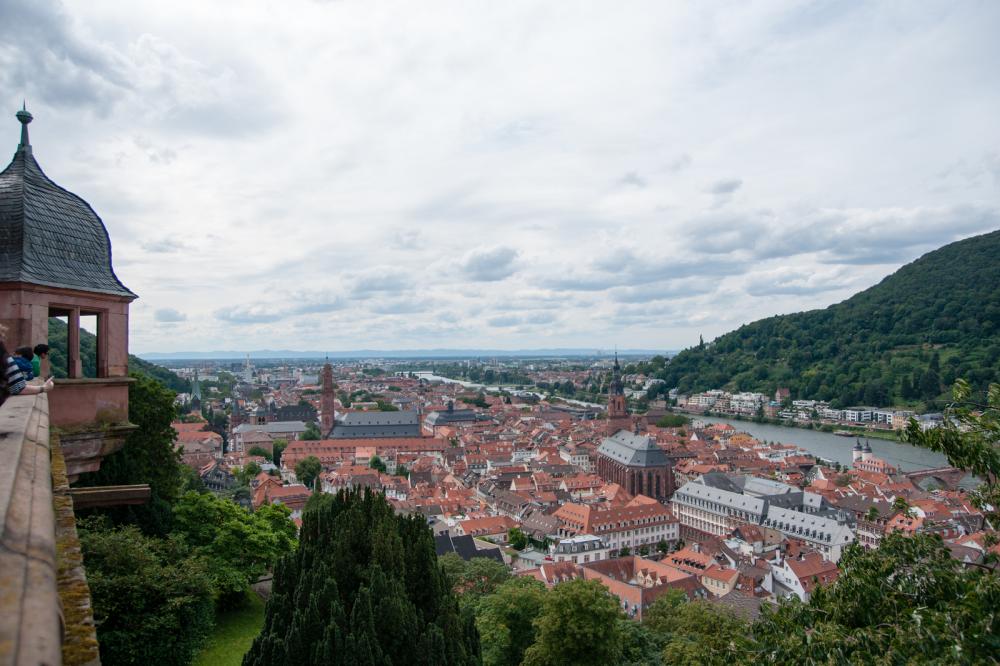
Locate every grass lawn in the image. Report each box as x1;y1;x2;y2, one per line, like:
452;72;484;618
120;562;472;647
193;593;265;666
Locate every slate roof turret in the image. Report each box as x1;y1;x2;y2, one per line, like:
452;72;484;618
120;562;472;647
0;107;135;298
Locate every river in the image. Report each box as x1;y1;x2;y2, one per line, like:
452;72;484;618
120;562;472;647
695;415;949;473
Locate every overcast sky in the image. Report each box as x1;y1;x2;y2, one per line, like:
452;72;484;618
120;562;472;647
2;1;998;354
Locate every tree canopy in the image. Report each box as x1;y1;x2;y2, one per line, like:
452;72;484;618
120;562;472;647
79;519;214;666
244;489;480;666
521;579;624;666
172;491;297;602
295;456;322;490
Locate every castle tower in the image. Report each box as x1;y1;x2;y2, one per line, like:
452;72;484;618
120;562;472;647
320;361;335;435
0;107;137;478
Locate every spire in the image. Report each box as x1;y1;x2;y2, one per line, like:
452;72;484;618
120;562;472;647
16;103;32;152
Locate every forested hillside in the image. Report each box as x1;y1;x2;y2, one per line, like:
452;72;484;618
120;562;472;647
657;230;1000;408
44;317;189;392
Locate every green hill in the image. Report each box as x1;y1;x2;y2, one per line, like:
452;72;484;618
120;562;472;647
656;229;1000;408
44;318;189;393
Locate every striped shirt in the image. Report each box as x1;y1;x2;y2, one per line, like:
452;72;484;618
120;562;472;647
3;356;27;396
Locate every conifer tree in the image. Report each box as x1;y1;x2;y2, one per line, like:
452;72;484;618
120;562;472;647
244;489;479;666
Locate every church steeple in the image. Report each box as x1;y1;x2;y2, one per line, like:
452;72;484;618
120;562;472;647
606;352;628;432
320;362;335;436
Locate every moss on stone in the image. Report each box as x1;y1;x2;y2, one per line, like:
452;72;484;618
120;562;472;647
51;435;102;666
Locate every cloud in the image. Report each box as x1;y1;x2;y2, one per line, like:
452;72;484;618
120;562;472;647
141;238;186;253
618;171;647;188
154;307;186;322
486;312;556;328
214;305;283;324
7;1;997;353
707;179;743;195
460;246;519;282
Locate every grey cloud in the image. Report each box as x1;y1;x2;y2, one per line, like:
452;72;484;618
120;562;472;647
486;311;555;328
744;269;852;296
0;1;129;114
141;238;186;253
0;1;277;134
133;136;177;164
487;315;521;328
707;179;743;195
392;229;423;250
369;299;432;315
154;307;186;322
461;246;519;282
350;270;411;296
749;205;1000;265
541;252;748;293
288;294;346;315
214;305;283;324
618;171;647;188
667;154;693;172
611;279;715;303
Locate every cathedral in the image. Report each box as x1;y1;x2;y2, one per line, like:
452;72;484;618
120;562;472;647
595;354;674;501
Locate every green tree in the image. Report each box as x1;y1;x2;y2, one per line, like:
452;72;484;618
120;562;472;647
656;539;669;554
301;421;323;440
248;445;273;461
272;438;288;467
522;579;623;666
644;590;751;664
476;577;547;666
655;413;690;428
79;519;214;666
891;495;912;518
295;455;322;490
172;491;297;603
369;455;387;473
244;489;479;666
752;532;1000;663
440;554;512;608
237;460;262;487
507;527;528;551
74;370;185;535
619;546;631;557
905;379;1000;526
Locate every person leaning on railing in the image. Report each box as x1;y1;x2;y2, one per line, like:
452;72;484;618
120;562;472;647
0;324;54;405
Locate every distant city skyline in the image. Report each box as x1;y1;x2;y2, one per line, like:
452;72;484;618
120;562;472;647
3;1;998;353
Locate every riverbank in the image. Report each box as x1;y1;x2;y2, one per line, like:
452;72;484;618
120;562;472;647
682;409;903;442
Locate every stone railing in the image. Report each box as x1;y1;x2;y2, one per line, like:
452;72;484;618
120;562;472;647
0;391;62;665
0;390;101;666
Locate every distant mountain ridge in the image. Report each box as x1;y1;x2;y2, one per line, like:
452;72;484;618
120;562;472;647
658;229;1000;408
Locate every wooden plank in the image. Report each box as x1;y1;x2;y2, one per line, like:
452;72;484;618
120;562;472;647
69;484;151;509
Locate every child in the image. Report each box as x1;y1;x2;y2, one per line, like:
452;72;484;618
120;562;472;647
13;347;34;380
32;343;49;378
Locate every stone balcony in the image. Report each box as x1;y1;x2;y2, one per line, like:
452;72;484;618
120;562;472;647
0;391;101;666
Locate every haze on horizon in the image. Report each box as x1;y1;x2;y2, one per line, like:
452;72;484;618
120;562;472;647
2;1;998;355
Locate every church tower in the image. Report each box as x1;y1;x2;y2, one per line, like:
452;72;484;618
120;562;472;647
320;361;335;435
607;353;630;434
189;369;202;414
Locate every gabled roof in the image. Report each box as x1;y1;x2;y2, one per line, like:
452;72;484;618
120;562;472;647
597;430;669;467
0;109;135;298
